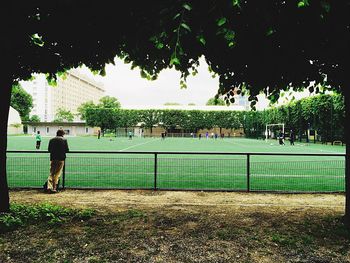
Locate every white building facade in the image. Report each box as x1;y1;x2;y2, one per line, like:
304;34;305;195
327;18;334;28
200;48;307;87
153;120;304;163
7;107;23;134
21;69;105;122
24;122;98;137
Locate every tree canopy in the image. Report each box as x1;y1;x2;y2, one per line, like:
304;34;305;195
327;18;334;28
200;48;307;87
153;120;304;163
1;1;349;225
53;108;74;122
10;84;33;121
5;1;349;105
97;96;121;109
206;97;226;106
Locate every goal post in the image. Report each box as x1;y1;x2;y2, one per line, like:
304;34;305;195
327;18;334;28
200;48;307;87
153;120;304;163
265;123;285;141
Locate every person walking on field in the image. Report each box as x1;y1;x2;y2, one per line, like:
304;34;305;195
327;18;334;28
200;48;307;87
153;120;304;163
46;129;69;193
278;130;285;145
35;131;42;149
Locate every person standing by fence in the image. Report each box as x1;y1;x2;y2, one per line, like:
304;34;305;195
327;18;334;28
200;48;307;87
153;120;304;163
46;129;69;193
35;131;42;150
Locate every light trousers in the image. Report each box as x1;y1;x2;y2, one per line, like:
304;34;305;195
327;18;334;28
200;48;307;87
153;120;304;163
47;160;64;190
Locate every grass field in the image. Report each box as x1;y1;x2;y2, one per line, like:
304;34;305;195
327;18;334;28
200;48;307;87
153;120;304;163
6;135;346;192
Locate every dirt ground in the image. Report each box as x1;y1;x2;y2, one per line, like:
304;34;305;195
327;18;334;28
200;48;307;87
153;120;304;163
2;190;349;263
9;189;346;213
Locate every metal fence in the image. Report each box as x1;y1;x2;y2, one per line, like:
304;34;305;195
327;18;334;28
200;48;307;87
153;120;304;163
6;151;346;193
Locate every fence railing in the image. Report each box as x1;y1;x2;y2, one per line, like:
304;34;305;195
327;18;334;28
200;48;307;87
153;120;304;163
6;151;346;193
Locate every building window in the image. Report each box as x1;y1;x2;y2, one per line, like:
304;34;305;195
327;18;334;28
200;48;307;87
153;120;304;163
33;127;36;133
85;127;89;134
46;127;49;134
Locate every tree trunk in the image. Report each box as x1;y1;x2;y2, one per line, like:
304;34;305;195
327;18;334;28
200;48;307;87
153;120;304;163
0;78;12;213
344;86;350;229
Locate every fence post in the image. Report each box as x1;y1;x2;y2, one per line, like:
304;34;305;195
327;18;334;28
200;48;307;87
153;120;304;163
154;153;158;190
62;161;66;190
247;154;250;192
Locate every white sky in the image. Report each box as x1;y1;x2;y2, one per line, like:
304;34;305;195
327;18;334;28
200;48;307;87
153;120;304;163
77;56;316;109
22;55;312;110
78;56;223;107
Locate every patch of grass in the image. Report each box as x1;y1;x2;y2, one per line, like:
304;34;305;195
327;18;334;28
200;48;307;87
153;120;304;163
87;257;107;263
216;227;241;241
0;203;95;233
115;209;146;221
300;234;314;245
270;232;315;248
271;233;298;247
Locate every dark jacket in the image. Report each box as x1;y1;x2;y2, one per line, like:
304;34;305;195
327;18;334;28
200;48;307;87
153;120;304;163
48;136;69;161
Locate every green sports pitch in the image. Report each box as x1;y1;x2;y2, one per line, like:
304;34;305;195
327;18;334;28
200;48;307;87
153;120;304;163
6;135;346;192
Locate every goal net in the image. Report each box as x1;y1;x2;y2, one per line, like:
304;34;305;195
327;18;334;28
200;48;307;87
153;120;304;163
265;123;285;141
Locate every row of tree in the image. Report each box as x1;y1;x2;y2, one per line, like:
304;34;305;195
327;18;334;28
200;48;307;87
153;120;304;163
12;82;344;142
84;93;345;142
243;93;345;142
85;108;242;135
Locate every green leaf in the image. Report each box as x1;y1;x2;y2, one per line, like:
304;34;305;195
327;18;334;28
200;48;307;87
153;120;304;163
180;82;187;89
156;42;164;49
173;13;181;20
30;33;45;47
182;3;192;11
232;0;241;8
197;35;206;46
149;36;157;43
217;17;227;27
140;70;147;79
297;0;309;8
170;57;181;66
99;68;106;77
181;23;191;32
224;30;235;41
266;28;275;36
321;1;331;13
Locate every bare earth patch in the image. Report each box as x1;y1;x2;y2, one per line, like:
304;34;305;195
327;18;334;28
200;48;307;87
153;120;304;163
9;189;345;212
1;190;349;263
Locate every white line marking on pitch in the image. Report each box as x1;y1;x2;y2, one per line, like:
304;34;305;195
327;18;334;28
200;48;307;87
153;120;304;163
119;139;161;152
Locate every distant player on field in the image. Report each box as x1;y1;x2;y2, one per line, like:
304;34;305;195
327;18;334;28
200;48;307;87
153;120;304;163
278;130;285;145
289;129;295;145
35;131;42;150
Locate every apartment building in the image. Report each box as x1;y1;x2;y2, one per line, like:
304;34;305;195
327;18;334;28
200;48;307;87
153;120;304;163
21;69;105;121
